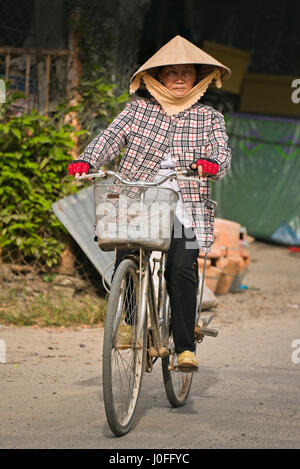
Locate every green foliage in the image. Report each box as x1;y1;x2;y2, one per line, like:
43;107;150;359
0;58;129;269
0;90;79;268
66;11;130;148
76;72;129;148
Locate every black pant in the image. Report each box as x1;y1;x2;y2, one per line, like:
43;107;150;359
112;217;199;354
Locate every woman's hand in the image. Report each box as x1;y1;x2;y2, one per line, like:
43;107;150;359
190;163;209;178
190;159;219;178
68;160;92;179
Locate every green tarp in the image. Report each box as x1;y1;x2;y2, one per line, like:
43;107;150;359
213;112;300;245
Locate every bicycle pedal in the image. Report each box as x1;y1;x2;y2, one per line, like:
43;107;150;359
200;327;218;337
195;324;218;340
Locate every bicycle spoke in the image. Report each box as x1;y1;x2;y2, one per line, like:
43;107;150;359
103;259;146;435
162;300;193;407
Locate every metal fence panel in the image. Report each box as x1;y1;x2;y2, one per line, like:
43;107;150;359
52;185;114;286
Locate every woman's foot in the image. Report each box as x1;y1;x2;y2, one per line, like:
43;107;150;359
177;350;198;370
115;324;133;348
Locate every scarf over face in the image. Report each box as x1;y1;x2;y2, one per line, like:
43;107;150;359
129;35;231;116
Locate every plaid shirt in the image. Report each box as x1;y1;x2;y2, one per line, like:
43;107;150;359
80;98;231;252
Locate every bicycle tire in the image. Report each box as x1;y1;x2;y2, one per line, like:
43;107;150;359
161;297;193;407
102;258;146;436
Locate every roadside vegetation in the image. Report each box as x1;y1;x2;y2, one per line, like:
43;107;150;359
0;271;107;327
0;71;127;326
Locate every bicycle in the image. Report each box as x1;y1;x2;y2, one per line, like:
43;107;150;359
80;168;218;437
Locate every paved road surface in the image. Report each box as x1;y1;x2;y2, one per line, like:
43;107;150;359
1;314;300;449
0;242;300;449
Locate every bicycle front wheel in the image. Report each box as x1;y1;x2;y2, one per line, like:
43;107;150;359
161;297;193;407
102;258;146;437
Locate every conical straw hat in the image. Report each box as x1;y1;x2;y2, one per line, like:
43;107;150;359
130;35;231;85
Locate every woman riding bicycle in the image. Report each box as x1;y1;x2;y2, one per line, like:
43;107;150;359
68;35;232;371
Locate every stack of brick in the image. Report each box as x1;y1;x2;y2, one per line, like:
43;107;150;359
198;218;251;295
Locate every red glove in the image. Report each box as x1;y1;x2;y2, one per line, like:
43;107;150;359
68;160;92;176
196;158;219;175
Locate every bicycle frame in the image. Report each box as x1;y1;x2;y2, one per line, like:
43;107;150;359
124;248;168;363
126;246;208;371
86;167;219;435
80;168;217;361
126;247;214;372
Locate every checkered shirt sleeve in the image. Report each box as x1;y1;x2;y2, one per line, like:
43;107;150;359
206;110;231;181
78;102;133;168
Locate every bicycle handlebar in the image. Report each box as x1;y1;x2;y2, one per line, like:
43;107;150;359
78;168;202;186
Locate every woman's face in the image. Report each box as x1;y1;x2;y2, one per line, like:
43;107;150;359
159;64;197;96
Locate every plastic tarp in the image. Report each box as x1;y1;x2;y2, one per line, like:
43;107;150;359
212;112;300;245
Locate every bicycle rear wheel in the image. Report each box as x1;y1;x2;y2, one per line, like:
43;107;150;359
102;258;146;436
161;297;193;407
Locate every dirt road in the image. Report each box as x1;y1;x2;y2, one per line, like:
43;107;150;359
0;241;300;449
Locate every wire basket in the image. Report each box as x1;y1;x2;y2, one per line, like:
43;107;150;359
94;182;179;251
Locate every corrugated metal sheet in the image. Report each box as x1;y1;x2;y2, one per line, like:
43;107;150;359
52;185;114;286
